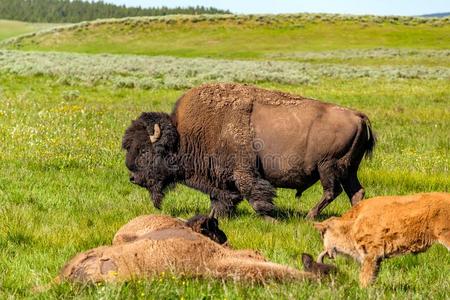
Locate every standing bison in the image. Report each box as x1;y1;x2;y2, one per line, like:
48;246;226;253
122;83;375;219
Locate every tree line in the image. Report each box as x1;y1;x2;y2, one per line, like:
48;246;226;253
0;0;231;23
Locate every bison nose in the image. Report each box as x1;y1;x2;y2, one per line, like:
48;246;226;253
129;176;135;183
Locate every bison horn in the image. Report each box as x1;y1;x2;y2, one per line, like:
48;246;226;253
317;250;328;263
149;123;161;143
209;208;216;219
176;217;187;223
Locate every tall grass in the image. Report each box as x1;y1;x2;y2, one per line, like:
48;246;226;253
1;50;449;90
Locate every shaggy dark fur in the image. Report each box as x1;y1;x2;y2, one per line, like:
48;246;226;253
185;215;228;245
122;83;376;219
122;112;180;208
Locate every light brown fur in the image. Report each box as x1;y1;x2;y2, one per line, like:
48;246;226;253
59;215;316;284
314;192;450;287
113;214;186;245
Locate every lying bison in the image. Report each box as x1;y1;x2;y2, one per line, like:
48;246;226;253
123;83;375;219
58;214;317;283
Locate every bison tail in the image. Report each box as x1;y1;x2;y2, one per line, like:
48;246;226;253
362;116;376;159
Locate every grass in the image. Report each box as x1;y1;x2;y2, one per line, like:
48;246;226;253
2;14;450;61
0;13;449;299
0;73;449;299
0;20;54;42
1;50;448;91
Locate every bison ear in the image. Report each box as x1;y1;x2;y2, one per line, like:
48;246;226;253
148;123;161;143
301;253;314;270
313;222;328;235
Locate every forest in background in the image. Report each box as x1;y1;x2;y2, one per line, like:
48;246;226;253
0;0;230;23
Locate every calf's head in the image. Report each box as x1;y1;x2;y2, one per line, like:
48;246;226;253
185;211;228;245
314;218;358;263
122;112;179;208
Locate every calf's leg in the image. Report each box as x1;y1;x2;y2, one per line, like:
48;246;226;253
359;256;381;288
437;231;450;250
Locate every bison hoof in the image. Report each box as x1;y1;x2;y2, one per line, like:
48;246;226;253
306;211;318;220
351;189;365;206
152;200;162;210
210;203;235;218
262;215;278;223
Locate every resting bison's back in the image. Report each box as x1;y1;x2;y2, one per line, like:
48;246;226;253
123;83;375;219
171;84;375;218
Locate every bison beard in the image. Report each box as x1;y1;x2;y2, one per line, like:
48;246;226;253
122;83;376;219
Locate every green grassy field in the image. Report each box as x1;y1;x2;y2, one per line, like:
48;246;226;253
0;14;449;299
3;14;450;61
0;20;55;42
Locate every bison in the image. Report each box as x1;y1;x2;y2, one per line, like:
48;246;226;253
314;192;450;287
122;83;375;219
58;214;317;284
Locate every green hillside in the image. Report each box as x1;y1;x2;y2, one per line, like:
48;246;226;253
0;19;54;41
3;14;449;61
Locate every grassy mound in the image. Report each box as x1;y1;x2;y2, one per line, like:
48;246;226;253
2;14;449;59
0;19;54;41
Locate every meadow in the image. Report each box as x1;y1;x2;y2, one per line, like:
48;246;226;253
0;14;449;299
0;20;55;42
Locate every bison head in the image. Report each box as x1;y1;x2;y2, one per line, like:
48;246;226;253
185;211;228;245
314;218;359;263
122;112;179;209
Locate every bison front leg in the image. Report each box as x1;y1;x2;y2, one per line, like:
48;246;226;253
248;179;277;218
184;177;242;217
234;170;277;218
210;190;243;218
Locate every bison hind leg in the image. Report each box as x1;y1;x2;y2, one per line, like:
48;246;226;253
306;162;343;220
341;170;365;206
295;185;308;199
